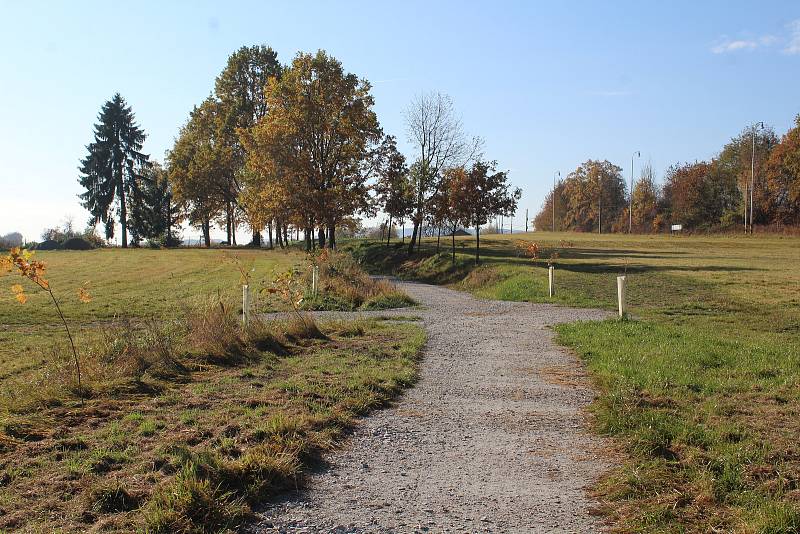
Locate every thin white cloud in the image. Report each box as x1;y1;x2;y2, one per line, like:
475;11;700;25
784;19;800;55
586;90;632;97
711;39;759;54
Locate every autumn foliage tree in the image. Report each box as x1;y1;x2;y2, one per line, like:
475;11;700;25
765;115;800;225
374;136;413;245
450;160;521;263
168;98;232;246
242;50;382;250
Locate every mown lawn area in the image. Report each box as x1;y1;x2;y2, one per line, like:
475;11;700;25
0;247;424;532
350;232;800;533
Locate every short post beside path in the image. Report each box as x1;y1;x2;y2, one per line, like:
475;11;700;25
616;275;626;318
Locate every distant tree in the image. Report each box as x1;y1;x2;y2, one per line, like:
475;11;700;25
374;136;414;246
662;162;717;229
78;93;150;247
631;161;660;232
716;124;778;229
130;161;183;246
404;92;481;254
450;161;520;264
0;232;23;249
561;160;625;233
765;115;800;225
533;180;567;232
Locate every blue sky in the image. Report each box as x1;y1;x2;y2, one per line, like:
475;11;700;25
1;0;799;242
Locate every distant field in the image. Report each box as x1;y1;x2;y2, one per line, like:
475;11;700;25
0;248;299;380
351;232;800;532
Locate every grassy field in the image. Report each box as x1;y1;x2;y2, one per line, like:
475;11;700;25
0;248;299;380
350;232;800;533
0;247;424;532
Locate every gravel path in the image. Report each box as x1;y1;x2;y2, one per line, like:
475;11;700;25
251;281;611;533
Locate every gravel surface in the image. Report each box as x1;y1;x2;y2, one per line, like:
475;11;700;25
250;281;612;533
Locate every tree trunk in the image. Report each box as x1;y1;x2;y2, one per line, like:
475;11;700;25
318;226;326;249
225;203;232;244
407;223;418;254
119;180;128;248
452;226;456;265
387;215;392;246
402;223;405;243
284;224;289;245
304;226;312;251
327;223;336;249
252;230;262;247
436;225;441;253
475;225;480;264
202;218;211;248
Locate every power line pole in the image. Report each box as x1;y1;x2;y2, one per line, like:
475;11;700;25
750;122;764;234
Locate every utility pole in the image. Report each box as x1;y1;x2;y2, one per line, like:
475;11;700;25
750;122;764;234
629;151;640;233
525;209;528;232
598;170;602;234
553;171;560;232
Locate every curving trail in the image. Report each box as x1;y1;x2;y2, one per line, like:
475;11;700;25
251;281;611;533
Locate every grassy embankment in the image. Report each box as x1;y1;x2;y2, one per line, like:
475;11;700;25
0;247;423;532
349;232;800;533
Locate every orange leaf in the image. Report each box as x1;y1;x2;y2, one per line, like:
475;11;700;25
15;293;28;304
10;284;24;294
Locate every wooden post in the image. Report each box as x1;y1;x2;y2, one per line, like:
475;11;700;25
242;285;250;326
617;276;626;318
548;266;555;297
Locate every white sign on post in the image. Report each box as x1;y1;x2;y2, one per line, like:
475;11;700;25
671;224;682;232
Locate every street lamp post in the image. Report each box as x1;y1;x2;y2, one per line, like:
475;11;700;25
629;151;640;233
553;171;560;232
749;122;764;234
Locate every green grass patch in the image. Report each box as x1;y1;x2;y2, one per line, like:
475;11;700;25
350;232;800;532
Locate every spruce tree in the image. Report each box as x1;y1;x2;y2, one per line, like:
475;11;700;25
78;93;149;247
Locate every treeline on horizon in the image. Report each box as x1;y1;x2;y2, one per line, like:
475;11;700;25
533;118;800;234
76;45;519;252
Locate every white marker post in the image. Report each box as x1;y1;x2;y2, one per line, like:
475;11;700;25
548;266;555;297
242;284;250;326
616;276;626;318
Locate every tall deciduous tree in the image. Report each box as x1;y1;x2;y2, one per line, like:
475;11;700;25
215;45;283;246
78;93;149;247
374;136;413;246
450;161;520;264
404;92;480;254
168;99;231;247
243;50;382;249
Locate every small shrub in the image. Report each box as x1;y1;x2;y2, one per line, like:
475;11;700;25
144;462;245;533
85;480;138;513
93;320;184;383
304;250;416;310
33;239;61;250
61;237;94;250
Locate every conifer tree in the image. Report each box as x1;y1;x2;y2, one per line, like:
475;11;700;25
78;93;149;247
